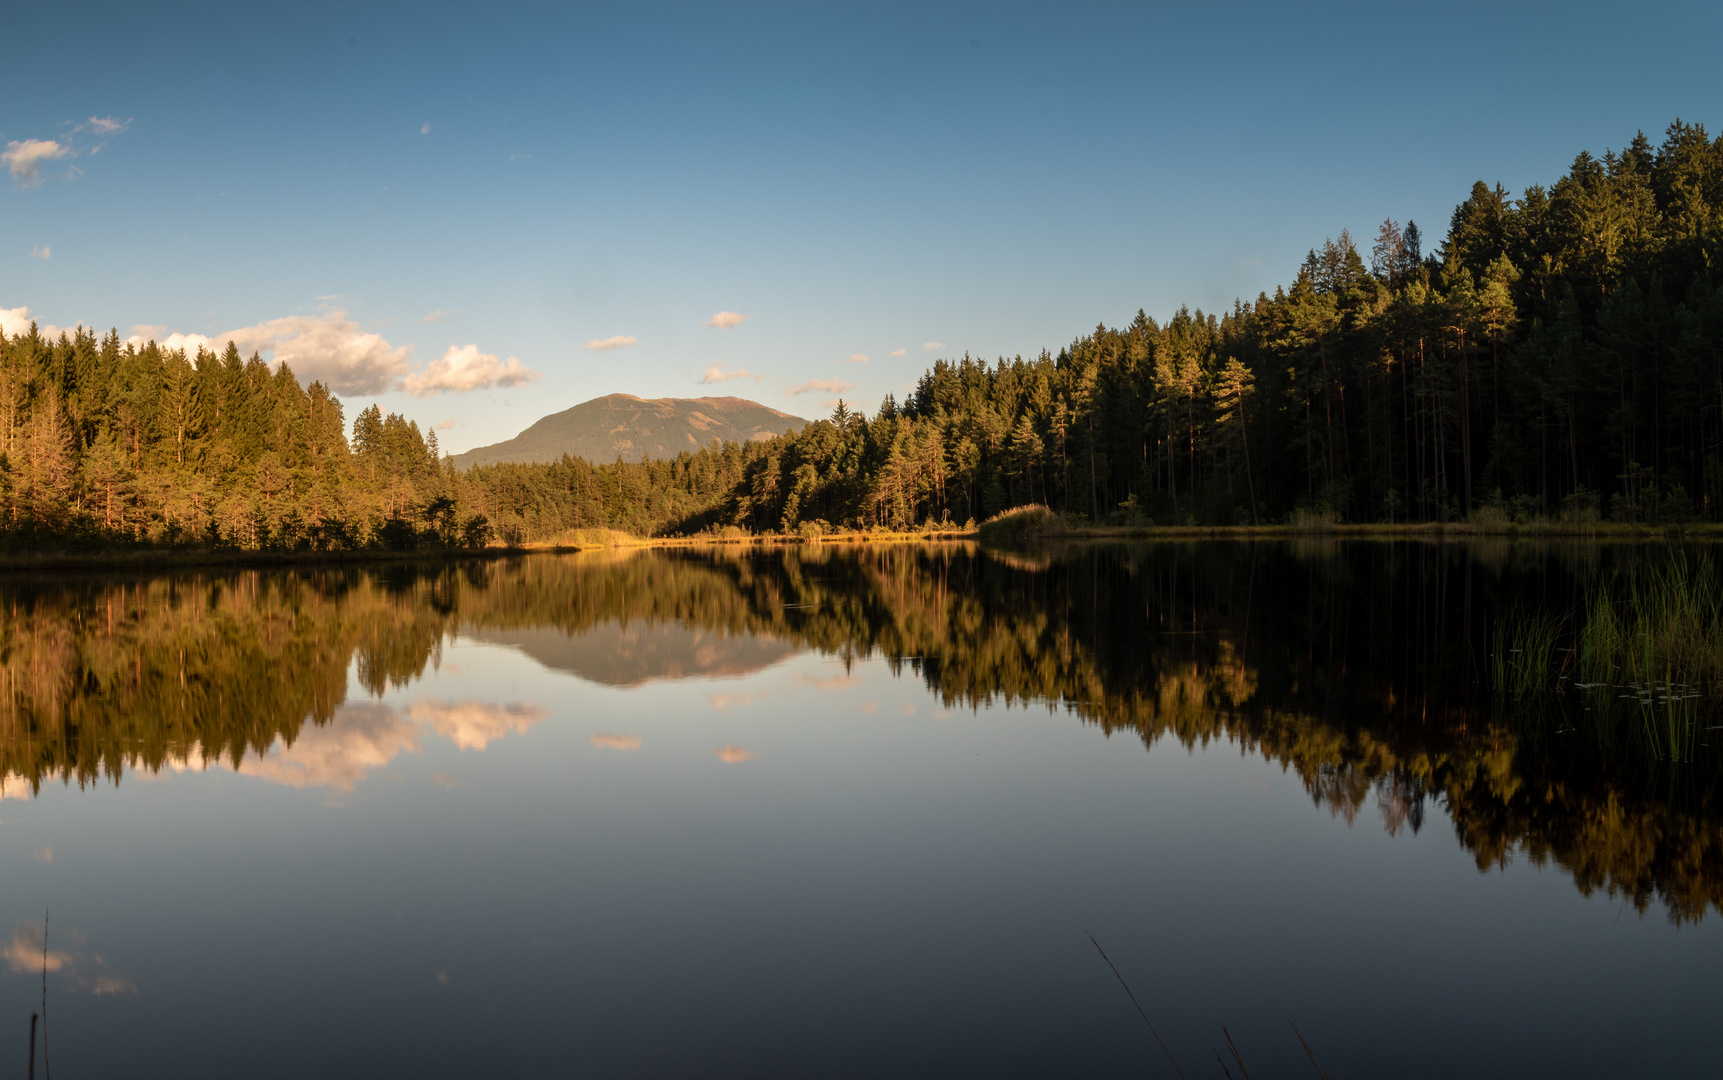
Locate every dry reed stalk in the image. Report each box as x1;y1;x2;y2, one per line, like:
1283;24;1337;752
1086;932;1186;1079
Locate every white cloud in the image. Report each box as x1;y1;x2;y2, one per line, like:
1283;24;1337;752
922;341;944;351
403;343;540;396
421;122;432;134
699;364;752;384
29;245;50;260
87;116;131;136
228;310;416;394
584;334;637;351
421;308;450;323
433;418;455;430
155;332;216;354
30;303;518;398
706;311;748;329
787;378;853;396
846;352;869;364
0;305;81;341
890;348;906;357
3;139;70;185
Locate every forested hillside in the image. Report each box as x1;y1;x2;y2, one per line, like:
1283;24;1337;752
1;119;1720;549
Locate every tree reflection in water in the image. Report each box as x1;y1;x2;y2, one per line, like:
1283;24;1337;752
1;540;1720;921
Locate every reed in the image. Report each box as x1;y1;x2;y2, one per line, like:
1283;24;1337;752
1490;606;1566;696
1492;551;1723;762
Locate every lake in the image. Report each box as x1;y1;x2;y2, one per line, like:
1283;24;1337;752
2;541;1720;1078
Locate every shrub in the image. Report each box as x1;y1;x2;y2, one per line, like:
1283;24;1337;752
977;504;1063;541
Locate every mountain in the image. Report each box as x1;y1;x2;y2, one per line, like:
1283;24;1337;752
451;393;809;467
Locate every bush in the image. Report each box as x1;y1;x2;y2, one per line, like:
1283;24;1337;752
977;504;1063;541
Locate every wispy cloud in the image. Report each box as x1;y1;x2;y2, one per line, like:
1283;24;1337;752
590;734;642;751
713;745;754;763
433;418;456;430
787;378;852;396
420;308;450;323
403;343;540;396
421;122;432;134
890;348;906;357
700;364;752;384
584;334;637;351
4;119;129;184
3;139;70;185
29;246;49;260
922;341;944;351
846;352;869;364
706;311;748;329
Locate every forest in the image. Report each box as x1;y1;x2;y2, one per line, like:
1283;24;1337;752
1;119;1720;548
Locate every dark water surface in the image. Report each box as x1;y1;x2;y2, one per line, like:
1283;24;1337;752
2;541;1720;1078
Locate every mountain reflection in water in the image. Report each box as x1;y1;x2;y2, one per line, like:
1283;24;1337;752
2;541;1721;922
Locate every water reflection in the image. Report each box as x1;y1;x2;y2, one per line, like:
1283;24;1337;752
2;542;1722;921
4;922;133;996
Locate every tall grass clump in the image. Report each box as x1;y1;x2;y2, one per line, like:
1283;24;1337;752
1494;551;1723;762
1490;607;1564;697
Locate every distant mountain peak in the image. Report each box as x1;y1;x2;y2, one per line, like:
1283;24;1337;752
452;393;808;467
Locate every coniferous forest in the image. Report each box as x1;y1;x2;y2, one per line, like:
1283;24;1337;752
3;120;1721;550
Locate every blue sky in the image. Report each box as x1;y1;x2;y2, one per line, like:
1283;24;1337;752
3;0;1719;453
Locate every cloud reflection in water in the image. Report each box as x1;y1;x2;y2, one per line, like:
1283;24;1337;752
186;700;548;792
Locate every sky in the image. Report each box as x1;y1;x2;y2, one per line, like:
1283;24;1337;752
2;1;1719;454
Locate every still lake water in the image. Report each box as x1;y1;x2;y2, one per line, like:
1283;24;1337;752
1;541;1720;1078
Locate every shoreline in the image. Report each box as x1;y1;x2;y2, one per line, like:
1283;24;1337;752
2;519;1721;572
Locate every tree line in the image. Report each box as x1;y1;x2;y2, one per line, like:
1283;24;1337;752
2;119;1719;547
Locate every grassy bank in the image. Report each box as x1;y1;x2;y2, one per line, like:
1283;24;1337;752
7;511;1723;573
